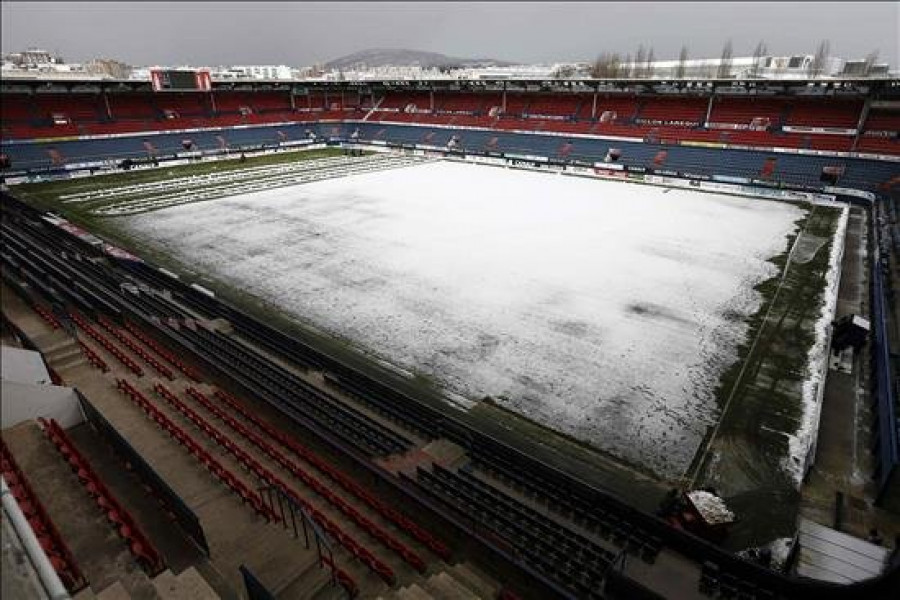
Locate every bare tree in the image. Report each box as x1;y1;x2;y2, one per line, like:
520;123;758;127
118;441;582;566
623;53;633;78
717;39;733;79
809;39;831;78
645;47;655;78
750;40;767;78
592;52;624;78
863;49;880;76
635;45;646;78
676;45;689;79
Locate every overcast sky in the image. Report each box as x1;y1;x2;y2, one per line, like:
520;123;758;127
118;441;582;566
2;1;897;68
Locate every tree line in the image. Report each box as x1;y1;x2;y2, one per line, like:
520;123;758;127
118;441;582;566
589;40;882;79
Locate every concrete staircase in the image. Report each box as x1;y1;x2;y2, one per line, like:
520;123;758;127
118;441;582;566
42;335;86;371
151;567;220;599
73;567;220;599
377;563;499;600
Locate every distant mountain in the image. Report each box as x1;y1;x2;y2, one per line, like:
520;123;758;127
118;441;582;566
324;48;517;70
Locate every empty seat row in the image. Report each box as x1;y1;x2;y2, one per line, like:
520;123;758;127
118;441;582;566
70;312;143;375
699;560;777;600
123;320;202;381
470;445;661;562
98;316;174;379
323;373;440;440
32;302;62;329
38;418;165;575
153;384;395;584
210;388;451;561
182;325;412;456
0;439;88;592
320;553;360;598
412;465;613;597
180;386;429;572
78;340;109;372
115;379;274;519
150;383;398;585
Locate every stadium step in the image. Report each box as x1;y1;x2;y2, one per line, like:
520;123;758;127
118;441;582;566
447;562;500;598
393;583;435;600
421;571;480;600
377;566;493;600
151;567;219;599
42;336;82;365
95;581;133;599
1;421;159;598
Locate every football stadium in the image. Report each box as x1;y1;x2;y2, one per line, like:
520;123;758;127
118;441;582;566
1;3;898;600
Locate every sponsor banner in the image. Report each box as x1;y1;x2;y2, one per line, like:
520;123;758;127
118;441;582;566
525;114;568;121
781;126;857;136
103;243;142;262
594;168;629;179
681;140;727;149
593;161;623;170
55;221;105;247
569;159;595;168
635;118;700;127
464;155;507;167
36;136;80;143
509;158;550;169
707;122;754;131
564;165;594;176
505;153;548;163
712;174;751;184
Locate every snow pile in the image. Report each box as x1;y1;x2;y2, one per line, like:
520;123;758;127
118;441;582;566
687;490;736;525
123;161;804;478
786;205;848;484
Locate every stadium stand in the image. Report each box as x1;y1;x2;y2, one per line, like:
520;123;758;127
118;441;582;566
785;98;863;129
863;108;900;133
706;96;786;128
635;95;708;126
38;418;166;576
1;440;88;593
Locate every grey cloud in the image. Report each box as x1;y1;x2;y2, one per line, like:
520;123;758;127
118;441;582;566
1;1;896;68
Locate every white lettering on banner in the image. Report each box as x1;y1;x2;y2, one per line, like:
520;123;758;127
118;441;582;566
781;126;857;136
592;162;623;170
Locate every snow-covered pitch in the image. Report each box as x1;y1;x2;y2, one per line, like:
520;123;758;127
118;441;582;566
123;160;807;477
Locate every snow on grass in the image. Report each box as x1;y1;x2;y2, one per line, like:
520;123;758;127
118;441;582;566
787;204;848;483
121;161;806;477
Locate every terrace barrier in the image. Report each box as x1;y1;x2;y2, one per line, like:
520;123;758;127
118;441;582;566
77;390;210;554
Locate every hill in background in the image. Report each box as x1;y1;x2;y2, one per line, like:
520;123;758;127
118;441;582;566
324;48;518;70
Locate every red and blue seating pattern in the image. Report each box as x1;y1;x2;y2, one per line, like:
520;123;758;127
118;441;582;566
2;89;895;159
